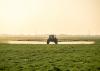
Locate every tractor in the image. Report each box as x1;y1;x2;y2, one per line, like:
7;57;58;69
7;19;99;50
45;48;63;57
47;35;58;44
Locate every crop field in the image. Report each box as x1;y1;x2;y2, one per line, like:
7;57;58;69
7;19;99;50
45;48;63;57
0;44;100;71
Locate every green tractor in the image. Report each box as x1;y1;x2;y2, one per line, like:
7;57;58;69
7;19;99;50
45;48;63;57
47;35;58;44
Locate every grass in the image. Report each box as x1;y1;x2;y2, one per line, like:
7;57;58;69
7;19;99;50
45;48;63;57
0;44;100;71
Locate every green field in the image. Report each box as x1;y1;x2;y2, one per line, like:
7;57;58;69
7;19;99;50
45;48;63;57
0;44;100;71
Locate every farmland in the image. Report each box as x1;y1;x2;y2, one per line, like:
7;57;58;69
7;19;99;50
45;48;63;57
0;35;100;71
0;44;100;71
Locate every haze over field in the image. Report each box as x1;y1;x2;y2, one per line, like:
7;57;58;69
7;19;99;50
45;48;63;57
0;0;100;35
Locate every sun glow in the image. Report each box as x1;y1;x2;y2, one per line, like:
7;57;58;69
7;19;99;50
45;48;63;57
0;0;100;35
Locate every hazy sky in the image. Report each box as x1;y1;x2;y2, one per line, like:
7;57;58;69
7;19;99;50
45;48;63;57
0;0;100;35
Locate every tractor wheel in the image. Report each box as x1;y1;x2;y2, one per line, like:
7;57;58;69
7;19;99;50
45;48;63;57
47;39;50;44
54;38;58;44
